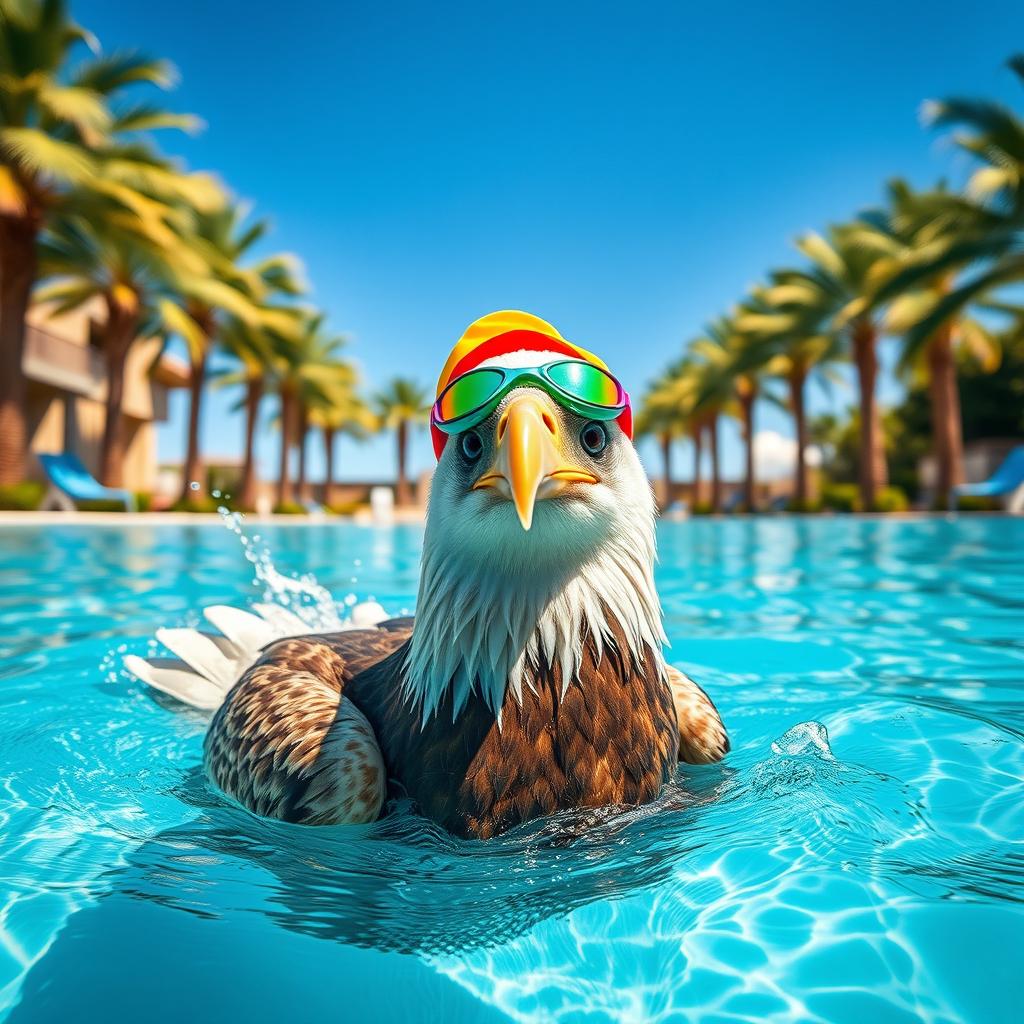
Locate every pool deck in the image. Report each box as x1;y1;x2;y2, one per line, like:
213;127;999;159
0;509;428;526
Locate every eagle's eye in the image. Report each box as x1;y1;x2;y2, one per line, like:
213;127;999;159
580;421;608;456
460;430;483;461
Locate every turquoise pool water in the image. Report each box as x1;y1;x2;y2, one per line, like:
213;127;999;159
0;517;1021;1023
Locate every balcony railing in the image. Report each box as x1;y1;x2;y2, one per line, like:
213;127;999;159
23;324;105;399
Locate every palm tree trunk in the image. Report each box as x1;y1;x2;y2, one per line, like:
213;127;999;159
396;420;410;506
323;426;336;507
99;310;139;488
239;377;262;510
692;425;703;508
926;324;964;508
789;367;808;507
277;388;294;507
0;216;38;485
852;319;887;511
659;433;672;509
296;404;310;502
178;344;209;503
740;390;756;512
709;415;721;513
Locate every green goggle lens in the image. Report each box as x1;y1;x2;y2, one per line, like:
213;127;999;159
436;367;505;424
432;359;626;433
545;360;623;408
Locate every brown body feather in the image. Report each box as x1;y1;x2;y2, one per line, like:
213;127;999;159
204;617;728;839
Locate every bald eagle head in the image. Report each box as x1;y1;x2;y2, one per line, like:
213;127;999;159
405;348;667;722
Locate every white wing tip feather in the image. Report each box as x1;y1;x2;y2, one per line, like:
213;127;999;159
123;600;388;711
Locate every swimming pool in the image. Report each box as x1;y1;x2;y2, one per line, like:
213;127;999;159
0;517;1020;1023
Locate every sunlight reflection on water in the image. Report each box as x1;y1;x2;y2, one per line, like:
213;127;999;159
0;516;1021;1022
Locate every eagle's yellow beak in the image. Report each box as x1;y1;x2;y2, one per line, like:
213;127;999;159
472;393;598;530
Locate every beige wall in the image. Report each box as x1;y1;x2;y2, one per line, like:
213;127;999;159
27;390;161;493
23;301;172;493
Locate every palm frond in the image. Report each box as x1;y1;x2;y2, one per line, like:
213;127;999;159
72;51;177;92
901;253;1024;365
33;276;100;315
110;104;202;135
796;232;847;282
0;125;95;183
157;298;207;361
35;82;111;139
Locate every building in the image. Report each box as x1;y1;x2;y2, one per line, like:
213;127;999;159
23;300;189;493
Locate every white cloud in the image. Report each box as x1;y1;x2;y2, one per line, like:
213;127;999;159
753;430;821;480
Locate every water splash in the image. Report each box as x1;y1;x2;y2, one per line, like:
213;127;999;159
771;720;834;759
217;507;345;632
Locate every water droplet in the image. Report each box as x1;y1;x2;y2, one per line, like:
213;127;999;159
189;481;200;492
212;509;348;632
212;489;221;499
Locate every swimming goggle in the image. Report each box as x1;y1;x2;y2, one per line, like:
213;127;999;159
431;359;630;434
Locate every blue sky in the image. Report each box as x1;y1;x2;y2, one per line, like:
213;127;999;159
78;0;1024;483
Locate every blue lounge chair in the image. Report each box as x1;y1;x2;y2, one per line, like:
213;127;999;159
953;446;1024;514
723;490;747;513
38;452;136;512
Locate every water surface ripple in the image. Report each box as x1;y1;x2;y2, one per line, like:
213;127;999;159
0;518;1021;1023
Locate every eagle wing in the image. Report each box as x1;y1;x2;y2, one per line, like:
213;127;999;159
668;666;730;764
124;604;411;826
204;628;409;825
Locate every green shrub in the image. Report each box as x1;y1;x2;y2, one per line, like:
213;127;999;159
168;496;223;514
955;494;1001;513
690;501;713;515
821;483;861;513
77;492;149;512
78;499;125;512
326;500;366;516
871;486;909;513
0;481;45;511
786;498;822;513
273;501;307;516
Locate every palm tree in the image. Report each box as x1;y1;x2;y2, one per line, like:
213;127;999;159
736;281;842;508
866;61;1024;501
35;201;204;485
857;183;1003;504
687;359;730;513
374;378;429;507
0;0;197;483
635;363;696;508
213;316;279;510
692;315;768;512
761;226;895;510
271;311;351;509
162;204;304;504
308;386;375;507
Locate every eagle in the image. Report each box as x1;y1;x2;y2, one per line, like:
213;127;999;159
126;311;728;840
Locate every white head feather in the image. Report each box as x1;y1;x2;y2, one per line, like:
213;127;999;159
404;351;667;722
